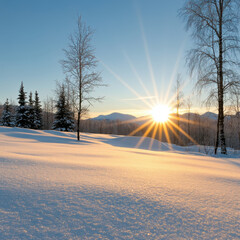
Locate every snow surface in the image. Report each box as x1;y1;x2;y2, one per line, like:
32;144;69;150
0;126;240;239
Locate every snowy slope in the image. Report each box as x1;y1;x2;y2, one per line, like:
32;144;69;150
0;127;240;239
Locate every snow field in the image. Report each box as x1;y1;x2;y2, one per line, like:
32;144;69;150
0;127;240;239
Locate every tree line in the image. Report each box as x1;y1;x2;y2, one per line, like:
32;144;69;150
1;80;239;151
1;82;42;129
0;82;75;132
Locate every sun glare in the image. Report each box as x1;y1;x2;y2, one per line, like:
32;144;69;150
104;16;199;150
151;105;170;123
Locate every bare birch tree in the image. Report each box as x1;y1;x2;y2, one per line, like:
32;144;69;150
180;0;240;154
61;16;103;140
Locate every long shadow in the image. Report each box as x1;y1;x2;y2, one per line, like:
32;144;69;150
42;130;76;138
81;133;117;141
0;126;42;135
98;135;240;161
4;132;90;145
83;134;192;154
222;158;240;169
100;135;192;153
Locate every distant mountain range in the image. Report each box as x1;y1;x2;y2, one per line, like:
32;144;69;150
90;111;220;122
91;112;137;122
181;111;218;121
201;112;218;120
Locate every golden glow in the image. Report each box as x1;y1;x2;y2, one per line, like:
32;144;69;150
151;105;170;123
103;16;199;150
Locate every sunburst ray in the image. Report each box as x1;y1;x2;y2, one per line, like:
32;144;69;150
129;119;152;136
162;123;173;150
137;10;159;103
135;122;155;148
101;61;153;109
168;119;198;145
149;123;159;150
124;53;156;106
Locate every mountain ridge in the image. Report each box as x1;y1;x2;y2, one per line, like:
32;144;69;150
91;111;219;121
90;111;239;122
91;112;137;121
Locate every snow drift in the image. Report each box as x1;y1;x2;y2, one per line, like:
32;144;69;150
0;127;239;239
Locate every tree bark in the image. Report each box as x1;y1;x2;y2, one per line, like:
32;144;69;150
77;111;80;141
218;1;227;154
218;87;227;154
214;115;219;154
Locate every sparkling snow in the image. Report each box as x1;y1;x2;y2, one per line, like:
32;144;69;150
0;127;239;239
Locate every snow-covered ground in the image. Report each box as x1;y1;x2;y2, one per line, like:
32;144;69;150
0;127;239;239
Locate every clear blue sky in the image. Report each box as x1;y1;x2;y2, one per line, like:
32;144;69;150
0;0;199;117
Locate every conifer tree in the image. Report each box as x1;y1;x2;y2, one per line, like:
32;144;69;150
1;99;14;127
16;82;29;128
26;92;35;129
52;85;74;131
34;91;43;129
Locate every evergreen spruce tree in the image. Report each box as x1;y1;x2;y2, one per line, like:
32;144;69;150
15;82;29;128
34;91;43;129
26;92;35;129
1;99;14;127
52;85;74;131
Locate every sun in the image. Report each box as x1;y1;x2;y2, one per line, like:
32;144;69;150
151;104;170;123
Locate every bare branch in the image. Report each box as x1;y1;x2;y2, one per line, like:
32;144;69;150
60;16;105;140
